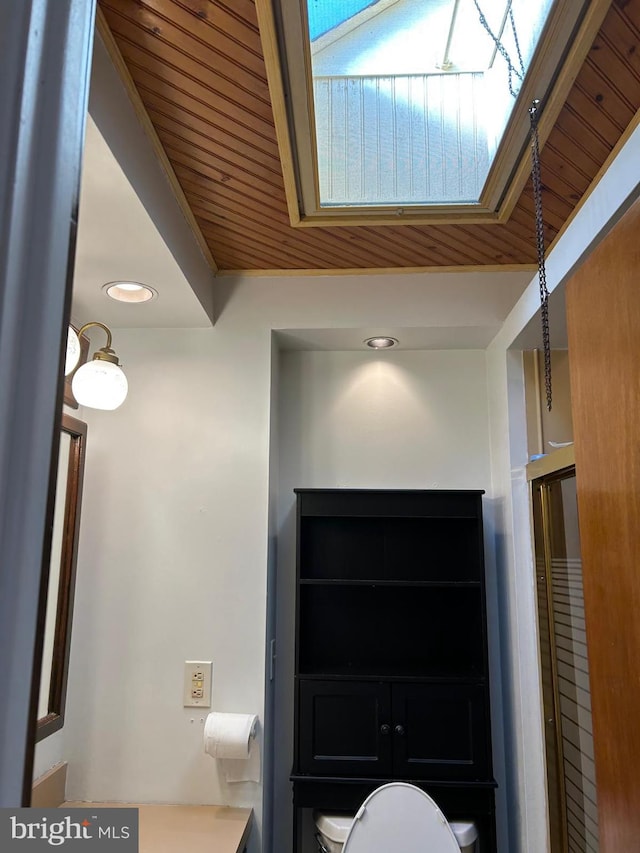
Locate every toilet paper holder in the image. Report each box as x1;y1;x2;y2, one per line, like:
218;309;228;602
203;712;261;783
203;712;259;760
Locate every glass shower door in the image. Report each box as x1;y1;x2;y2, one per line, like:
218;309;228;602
532;469;599;853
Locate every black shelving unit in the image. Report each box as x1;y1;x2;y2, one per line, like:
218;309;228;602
291;489;497;852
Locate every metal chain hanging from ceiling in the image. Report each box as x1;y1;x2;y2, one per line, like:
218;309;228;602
472;0;525;96
473;0;553;410
529;100;552;410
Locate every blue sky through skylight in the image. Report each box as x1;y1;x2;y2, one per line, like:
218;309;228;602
307;0;380;40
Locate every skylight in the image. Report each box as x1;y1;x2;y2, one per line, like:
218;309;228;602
307;0;554;207
263;0;595;224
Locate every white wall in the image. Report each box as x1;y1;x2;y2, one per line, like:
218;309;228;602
88;34;215;323
64;325;271;852
33;731;65;784
271;348;499;852
61;271;525;851
278;349;491;487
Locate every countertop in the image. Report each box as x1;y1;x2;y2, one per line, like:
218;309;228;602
63;803;252;853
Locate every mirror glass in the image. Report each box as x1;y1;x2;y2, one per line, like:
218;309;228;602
36;413;87;741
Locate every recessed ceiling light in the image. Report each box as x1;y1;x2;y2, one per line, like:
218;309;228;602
103;281;158;304
364;336;399;349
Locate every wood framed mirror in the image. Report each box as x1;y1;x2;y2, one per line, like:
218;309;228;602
36;413;87;741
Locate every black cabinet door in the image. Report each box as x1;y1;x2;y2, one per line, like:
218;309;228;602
298;680;392;776
392;683;489;780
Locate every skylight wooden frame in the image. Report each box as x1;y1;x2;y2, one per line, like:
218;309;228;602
256;0;611;228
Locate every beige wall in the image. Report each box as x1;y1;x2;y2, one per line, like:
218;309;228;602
523;349;574;457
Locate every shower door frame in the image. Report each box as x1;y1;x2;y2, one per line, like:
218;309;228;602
528;447;598;853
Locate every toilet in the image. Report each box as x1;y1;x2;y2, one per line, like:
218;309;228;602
314;783;478;853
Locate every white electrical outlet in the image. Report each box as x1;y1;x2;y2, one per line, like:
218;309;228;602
183;660;212;708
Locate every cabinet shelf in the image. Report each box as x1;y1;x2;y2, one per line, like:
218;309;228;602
291;773;498;789
297;670;486;682
292;489;495;852
300;515;482;582
299;578;482;588
298;584;484;677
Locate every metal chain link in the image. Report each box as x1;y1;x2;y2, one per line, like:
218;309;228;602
472;0;524;97
509;7;525;79
529;100;552;411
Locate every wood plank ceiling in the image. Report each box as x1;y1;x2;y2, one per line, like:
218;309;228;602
97;0;640;272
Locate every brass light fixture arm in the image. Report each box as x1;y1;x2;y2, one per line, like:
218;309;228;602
75;321;120;365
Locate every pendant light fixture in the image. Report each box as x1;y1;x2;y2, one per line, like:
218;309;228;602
65;321;128;410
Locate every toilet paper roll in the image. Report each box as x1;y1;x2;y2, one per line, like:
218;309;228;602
203;712;257;760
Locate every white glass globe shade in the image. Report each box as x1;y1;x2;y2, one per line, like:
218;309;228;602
71;360;128;410
65;326;81;375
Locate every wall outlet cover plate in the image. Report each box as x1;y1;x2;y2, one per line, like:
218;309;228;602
183;660;212;708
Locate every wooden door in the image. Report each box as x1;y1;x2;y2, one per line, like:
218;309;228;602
566;196;640;852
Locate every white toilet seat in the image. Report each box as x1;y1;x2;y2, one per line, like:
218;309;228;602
341;782;462;853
